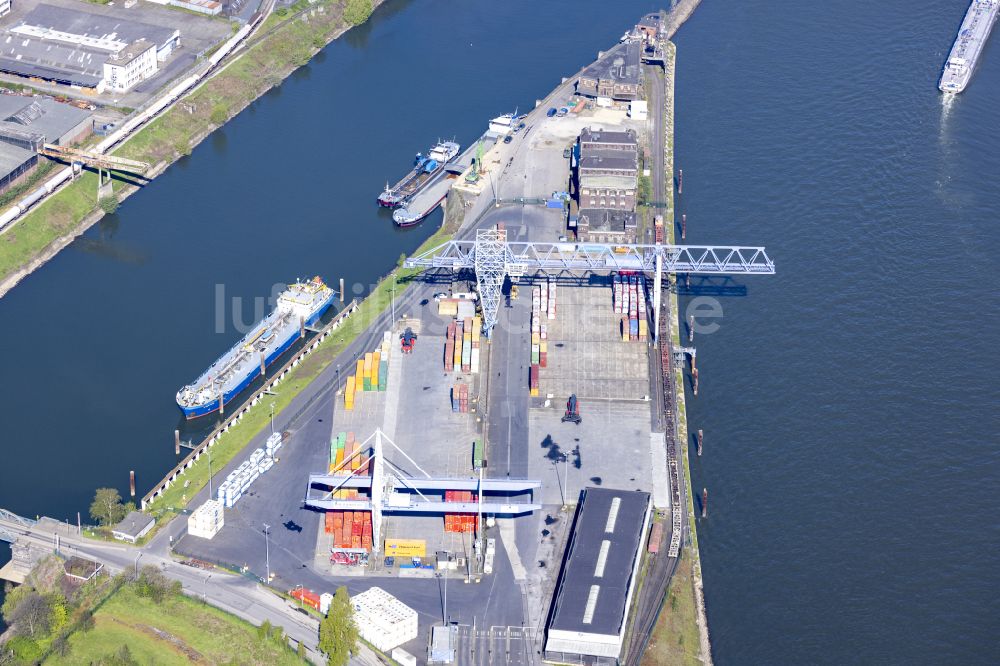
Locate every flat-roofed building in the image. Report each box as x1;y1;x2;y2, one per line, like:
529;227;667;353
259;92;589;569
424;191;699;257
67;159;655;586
545;487;651;664
576;40;642;101
103;40;157;92
0;0;10;19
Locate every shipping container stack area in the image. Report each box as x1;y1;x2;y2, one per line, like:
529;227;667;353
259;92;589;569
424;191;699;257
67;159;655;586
343;331;391;412
323;431;373;568
613;273;649;342
529;279;558;398
443;490;478;534
215;432;282;508
444;315;482;415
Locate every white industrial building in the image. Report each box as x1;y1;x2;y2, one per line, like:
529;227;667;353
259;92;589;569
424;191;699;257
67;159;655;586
351;587;419;652
187;499;224;539
544;487;651;664
103;40;158;92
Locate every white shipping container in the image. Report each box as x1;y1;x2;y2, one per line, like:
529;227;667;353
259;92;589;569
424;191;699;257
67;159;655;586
351;587;419;652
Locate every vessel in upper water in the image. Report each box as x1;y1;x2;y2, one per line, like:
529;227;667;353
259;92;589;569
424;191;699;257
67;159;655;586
176;277;335;419
939;0;999;93
377;140;460;208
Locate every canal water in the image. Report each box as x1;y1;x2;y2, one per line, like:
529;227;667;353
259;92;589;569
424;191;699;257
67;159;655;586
1;0;997;661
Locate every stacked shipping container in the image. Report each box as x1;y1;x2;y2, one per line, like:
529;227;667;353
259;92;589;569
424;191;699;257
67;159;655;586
451;382;470;413
613;273;649;342
324;431;373;553
443;316;481;374
443;490;478;533
343;332;391;410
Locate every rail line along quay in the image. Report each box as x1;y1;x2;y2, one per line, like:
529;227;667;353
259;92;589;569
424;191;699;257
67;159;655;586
0;5;775;665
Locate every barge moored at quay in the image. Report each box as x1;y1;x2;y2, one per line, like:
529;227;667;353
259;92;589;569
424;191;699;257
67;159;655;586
176;277;335;418
377;140;460;208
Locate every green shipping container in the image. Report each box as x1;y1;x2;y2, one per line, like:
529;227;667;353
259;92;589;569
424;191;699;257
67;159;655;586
363;376;372;391
473;439;485;469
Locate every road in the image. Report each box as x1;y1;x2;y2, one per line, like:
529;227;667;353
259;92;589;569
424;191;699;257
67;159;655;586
0;514;326;662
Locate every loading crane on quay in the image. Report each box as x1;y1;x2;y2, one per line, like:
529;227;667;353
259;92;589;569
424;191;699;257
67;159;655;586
404;228;776;338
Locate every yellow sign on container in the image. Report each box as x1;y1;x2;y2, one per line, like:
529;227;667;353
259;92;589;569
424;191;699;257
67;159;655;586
384;538;427;558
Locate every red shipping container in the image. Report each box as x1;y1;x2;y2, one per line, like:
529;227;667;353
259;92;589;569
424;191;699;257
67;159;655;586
530;364;539;387
540;352;547;368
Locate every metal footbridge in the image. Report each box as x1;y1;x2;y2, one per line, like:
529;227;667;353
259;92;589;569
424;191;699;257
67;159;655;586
305;429;540;557
405;228;775;336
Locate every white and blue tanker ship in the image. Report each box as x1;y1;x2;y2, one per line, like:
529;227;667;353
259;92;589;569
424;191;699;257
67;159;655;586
176;277;335;419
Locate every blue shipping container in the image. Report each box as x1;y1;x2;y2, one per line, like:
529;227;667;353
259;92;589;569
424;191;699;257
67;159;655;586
630;319;639;335
546;199;564;209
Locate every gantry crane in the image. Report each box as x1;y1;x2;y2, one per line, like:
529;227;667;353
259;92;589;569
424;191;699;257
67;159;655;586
304;429;540;559
404;228;775;338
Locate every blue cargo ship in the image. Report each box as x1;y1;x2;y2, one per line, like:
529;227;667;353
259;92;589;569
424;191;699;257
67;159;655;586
176;277;335;419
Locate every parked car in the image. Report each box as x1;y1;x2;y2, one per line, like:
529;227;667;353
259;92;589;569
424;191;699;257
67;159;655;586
504;135;513;144
563;147;572;158
546;108;557;117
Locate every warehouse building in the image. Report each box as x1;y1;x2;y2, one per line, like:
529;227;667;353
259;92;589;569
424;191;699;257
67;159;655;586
577;128;638;212
576;208;637;244
0;4;179;92
0;142;38;194
0;96;92;150
576;40;642;102
351;587;419;652
544;487;651;665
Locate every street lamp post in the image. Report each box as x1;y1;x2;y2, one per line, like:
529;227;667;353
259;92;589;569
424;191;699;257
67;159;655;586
269;402;276;436
262;524;271;583
207;446;213;500
203;574;211;602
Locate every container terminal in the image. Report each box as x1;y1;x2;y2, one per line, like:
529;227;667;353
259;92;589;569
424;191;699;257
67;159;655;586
940;0;999;93
2;10;769;665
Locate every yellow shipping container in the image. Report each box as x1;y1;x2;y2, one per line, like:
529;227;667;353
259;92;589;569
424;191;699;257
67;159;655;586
438;300;458;316
355;360;365;384
453;338;463;367
346;375;356;394
384;538;427;558
540;341;548;353
531;332;540;346
371;352;381;381
530;387;540;397
363;353;373;378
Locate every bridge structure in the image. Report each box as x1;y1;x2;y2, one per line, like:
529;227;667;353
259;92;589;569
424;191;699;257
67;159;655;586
0;507;35;543
305;429;540;558
404;229;776;338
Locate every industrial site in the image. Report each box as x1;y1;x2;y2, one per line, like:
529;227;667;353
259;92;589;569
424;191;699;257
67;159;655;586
1;6;774;665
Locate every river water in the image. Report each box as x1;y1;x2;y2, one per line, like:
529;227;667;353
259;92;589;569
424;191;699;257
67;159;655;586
1;0;997;661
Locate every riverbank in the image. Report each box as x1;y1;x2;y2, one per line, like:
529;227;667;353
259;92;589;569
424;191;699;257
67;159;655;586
644;37;713;665
0;0;379;300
